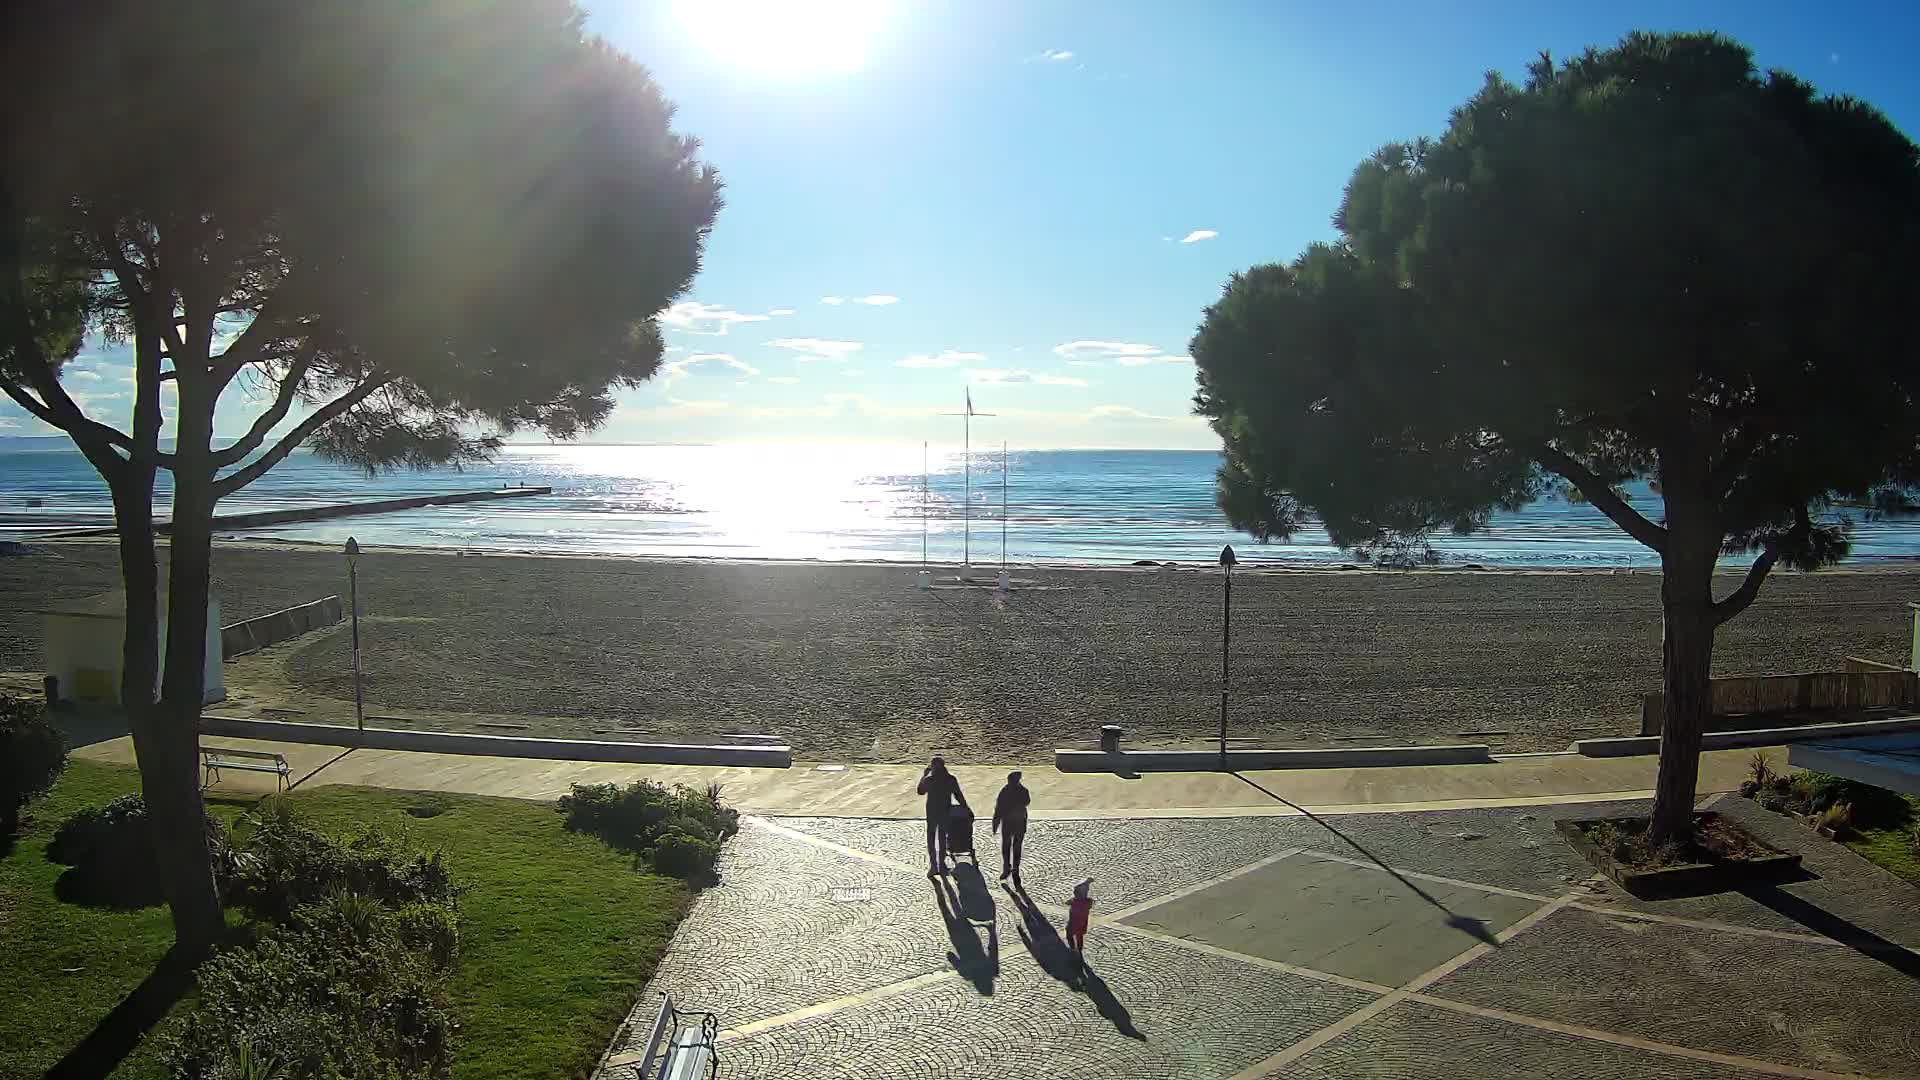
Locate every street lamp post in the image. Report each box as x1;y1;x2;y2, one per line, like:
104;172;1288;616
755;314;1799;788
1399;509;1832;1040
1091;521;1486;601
1218;543;1237;770
345;537;364;731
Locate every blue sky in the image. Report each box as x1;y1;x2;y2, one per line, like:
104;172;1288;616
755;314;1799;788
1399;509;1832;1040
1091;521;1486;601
9;0;1918;449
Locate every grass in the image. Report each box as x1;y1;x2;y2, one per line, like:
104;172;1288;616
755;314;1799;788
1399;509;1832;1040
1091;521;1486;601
0;761;689;1080
1842;794;1920;887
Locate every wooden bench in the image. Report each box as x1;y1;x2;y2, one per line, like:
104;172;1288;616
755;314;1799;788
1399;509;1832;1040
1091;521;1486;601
200;746;291;792
631;995;716;1080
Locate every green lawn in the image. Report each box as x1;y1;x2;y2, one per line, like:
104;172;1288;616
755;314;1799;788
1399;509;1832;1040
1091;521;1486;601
0;761;689;1080
1844;794;1920;887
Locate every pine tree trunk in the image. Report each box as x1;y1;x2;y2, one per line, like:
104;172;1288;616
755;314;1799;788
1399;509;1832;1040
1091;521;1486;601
148;391;224;958
1648;541;1718;844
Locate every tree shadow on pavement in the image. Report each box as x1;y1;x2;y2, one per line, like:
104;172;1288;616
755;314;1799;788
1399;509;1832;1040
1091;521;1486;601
936;870;999;995
1007;883;1145;1040
1232;772;1501;948
1740;882;1920;983
43;944;199;1080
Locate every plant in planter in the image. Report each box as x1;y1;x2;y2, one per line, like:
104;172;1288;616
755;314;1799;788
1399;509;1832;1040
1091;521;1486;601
1557;812;1800;896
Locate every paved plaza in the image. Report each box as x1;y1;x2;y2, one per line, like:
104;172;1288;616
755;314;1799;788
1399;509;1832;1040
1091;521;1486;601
605;794;1920;1080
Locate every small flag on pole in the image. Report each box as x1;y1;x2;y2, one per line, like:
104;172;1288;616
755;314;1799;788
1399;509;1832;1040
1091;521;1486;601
965;387;974;416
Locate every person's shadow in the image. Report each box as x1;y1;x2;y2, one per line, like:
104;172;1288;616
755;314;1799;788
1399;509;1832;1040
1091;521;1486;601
936;863;999;995
1006;883;1144;1041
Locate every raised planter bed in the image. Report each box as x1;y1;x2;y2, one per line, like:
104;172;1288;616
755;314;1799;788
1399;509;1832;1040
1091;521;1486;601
1556;811;1802;897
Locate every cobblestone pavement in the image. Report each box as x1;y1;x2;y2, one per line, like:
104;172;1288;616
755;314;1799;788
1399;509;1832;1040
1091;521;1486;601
605;799;1920;1080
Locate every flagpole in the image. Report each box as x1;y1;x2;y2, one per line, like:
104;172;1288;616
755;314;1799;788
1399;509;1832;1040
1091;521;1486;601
963;393;971;571
1001;441;1008;570
921;440;928;569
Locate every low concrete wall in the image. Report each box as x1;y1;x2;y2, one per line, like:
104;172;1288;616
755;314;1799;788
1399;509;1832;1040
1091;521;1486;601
220;596;344;658
1054;743;1492;773
1578;714;1920;758
1639;669;1919;735
198;714;793;768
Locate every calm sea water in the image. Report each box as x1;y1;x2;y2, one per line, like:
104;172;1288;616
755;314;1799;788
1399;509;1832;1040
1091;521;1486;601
3;443;1917;567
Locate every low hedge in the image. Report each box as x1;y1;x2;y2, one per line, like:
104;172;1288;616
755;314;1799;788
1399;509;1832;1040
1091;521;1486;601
159;802;462;1080
1;694;65;835
46;795;234;908
557;779;738;879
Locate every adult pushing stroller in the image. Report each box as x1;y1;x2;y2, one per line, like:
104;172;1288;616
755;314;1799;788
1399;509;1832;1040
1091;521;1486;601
943;806;979;863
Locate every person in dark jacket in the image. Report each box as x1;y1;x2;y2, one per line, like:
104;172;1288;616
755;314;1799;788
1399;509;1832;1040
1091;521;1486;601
992;771;1031;882
917;756;968;877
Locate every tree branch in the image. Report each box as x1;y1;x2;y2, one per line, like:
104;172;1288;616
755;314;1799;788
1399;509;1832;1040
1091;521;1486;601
210;342;319;467
1533;443;1669;553
212;372;395;498
1713;546;1778;625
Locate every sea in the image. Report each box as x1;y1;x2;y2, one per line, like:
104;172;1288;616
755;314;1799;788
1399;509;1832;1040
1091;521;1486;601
3;442;1918;568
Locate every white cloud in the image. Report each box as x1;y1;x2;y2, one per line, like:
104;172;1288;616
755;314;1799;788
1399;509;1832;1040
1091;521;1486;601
842;369;863;377
657;301;775;336
1041;49;1074;62
1116;353;1193;367
964;368;1088;387
768;338;864;362
896;350;985;370
769;307;797;317
1179;229;1218;244
64;370;104;382
821;296;845;305
768;376;800;384
1052;340;1161;362
852;294;899;306
1089;404;1181;421
661;352;760;386
0;417;20;431
660;397;733;415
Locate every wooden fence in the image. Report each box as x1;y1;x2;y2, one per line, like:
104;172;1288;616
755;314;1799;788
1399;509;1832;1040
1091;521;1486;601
1639;664;1919;735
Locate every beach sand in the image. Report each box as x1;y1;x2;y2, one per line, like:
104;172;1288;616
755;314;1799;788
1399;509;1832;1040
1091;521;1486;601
1;541;1912;761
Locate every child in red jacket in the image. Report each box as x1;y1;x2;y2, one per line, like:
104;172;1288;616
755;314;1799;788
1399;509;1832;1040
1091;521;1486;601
1065;878;1094;960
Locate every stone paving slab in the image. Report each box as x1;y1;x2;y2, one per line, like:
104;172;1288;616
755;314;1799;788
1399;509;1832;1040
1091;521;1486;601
715;926;1377;1080
1281;999;1785;1080
1427;905;1920;1078
1120;853;1541;986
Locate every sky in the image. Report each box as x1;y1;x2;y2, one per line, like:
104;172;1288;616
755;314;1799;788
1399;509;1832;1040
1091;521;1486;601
9;0;1920;450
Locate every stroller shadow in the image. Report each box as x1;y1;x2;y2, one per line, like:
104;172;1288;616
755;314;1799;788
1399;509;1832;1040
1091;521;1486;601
1007;883;1144;1040
935;866;998;995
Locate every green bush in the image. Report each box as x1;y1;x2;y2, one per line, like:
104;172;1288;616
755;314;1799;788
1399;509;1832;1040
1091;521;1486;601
1799;772;1911;829
0;694;66;834
47;795;233;908
163;891;457;1080
652;831;720;880
557;779;738;876
229;801;455;923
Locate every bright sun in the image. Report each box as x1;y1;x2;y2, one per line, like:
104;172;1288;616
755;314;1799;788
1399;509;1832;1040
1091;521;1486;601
674;0;890;75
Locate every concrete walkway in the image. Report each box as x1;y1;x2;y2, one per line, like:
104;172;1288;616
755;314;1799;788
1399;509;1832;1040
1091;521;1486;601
76;734;1764;818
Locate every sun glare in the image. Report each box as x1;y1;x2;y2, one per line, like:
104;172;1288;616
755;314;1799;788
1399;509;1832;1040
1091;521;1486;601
674;0;890;75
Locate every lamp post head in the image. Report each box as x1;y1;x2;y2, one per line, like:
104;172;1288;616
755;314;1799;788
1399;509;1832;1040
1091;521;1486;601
1218;544;1237;570
344;537;360;563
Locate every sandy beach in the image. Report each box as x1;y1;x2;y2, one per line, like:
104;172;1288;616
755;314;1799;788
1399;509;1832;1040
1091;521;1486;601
2;541;1913;761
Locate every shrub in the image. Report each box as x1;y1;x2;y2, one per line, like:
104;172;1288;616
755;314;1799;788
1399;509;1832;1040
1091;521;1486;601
163;892;457;1080
1738;780;1760;799
558;780;739;871
47;795;233;908
1798;772;1911;829
1746;751;1774;788
1814;801;1855;837
652;831;720;880
229;801;455;923
0;693;66;834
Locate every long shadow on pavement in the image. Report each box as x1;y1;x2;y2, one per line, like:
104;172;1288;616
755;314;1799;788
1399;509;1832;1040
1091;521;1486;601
1232;772;1501;948
1740;882;1920;983
1007;883;1144;1040
936;863;999;995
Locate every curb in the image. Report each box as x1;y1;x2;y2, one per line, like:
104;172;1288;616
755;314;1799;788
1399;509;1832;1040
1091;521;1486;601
1053;744;1493;773
1574;714;1920;758
199;714;793;768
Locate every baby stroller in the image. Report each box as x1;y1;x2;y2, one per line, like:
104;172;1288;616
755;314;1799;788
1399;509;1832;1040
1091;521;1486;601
944;807;978;863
